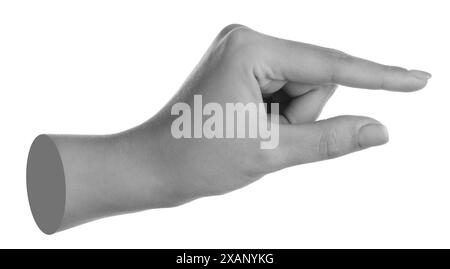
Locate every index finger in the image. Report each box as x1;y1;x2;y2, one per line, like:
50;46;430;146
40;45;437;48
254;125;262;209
259;33;431;91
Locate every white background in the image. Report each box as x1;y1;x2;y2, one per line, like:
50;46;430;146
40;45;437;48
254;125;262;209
0;0;449;248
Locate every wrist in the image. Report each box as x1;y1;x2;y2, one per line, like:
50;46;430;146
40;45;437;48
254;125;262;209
27;126;173;234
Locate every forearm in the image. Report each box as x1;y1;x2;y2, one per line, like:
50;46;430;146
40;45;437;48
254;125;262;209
27;127;172;234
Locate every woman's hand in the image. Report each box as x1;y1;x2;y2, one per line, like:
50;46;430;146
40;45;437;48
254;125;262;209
27;24;430;234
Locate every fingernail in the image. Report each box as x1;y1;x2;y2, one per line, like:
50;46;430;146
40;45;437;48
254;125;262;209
409;70;432;80
358;124;389;148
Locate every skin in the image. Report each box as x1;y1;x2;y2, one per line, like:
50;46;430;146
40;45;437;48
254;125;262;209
27;24;431;233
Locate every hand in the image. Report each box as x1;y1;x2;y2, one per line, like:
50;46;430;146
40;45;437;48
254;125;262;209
27;24;430;233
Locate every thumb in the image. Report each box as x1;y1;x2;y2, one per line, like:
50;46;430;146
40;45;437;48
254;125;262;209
275;115;389;169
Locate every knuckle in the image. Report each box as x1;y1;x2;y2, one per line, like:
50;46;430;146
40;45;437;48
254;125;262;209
221;25;259;56
218;24;247;39
326;49;351;82
329;48;351;62
319;127;341;159
224;25;251;42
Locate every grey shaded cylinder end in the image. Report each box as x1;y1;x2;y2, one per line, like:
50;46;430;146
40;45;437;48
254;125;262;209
26;135;66;235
